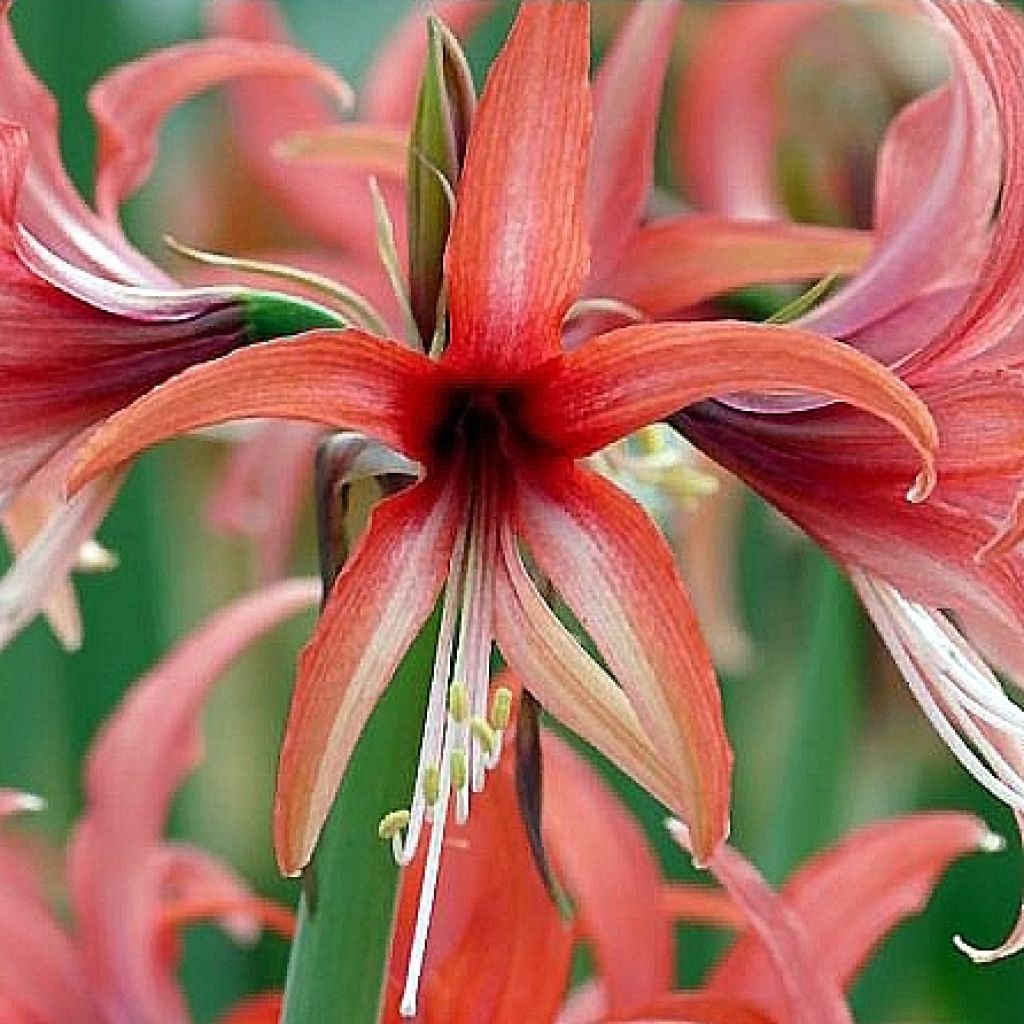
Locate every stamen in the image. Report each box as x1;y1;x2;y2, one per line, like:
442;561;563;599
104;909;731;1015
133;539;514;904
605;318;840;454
377;809;410;841
470;716;497;757
490;687;513;730
422;765;441;806
448;681;469;724
450;748;468;792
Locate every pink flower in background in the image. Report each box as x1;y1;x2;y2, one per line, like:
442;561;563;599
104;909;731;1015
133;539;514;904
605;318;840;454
0;2;345;651
0;578;318;1024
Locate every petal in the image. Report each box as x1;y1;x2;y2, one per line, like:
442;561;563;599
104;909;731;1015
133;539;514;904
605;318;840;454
513;460;732;864
523;321;938;503
274;471;465;875
710;810;994;1014
669;824;853;1024
492;527;680;818
69;329;440;494
542;731;674;1016
0;470;121;652
604;216;871;318
207;0;385;255
587;1;680;279
661;884;745;930
674;1;828;218
444;3;590;375
608;995;775;1024
0;5;158;282
804;4;1002;345
68;579;319;1024
89;37;351;222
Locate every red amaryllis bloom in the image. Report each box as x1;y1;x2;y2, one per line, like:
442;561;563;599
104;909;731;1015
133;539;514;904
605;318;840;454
70;2;936;1005
0;579;318;1024
669;0;1024;956
386;716;994;1024
0;4;346;649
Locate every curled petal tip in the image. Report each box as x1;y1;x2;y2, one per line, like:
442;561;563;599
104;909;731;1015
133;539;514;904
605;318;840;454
979;829;1007;854
906;461;938;504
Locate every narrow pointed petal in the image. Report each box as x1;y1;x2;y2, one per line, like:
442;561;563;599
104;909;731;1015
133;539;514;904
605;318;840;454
675;1;827;218
669;824;853;1024
90;38;350;222
523;322;937;501
492;528;680;817
513;461;732;863
69;329;440;493
587;1;680;279
274;472;465;875
68;579;319;1024
711;811;992;1013
604;216;871;318
543;731;674;1016
608;994;775;1024
444;4;590;375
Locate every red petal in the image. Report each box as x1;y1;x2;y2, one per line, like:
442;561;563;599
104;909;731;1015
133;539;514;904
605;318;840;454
274;471;465;875
604;216;871;318
543;731;674;1016
587;1;680;280
385;738;572;1024
709;813;991;1016
670;825;853;1024
89;37;350;222
514;460;732;864
610;994;775;1024
69;329;440;494
444;3;590;375
208;0;390;256
68;580;318;1024
524;321;938;502
492;528;681;819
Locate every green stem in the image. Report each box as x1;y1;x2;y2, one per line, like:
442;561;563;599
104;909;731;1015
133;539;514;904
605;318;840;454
280;612;435;1024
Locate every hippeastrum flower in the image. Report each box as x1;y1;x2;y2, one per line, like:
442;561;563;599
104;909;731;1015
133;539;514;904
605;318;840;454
668;0;1024;957
0;2;348;650
385;707;995;1024
70;0;936;991
0;579;318;1024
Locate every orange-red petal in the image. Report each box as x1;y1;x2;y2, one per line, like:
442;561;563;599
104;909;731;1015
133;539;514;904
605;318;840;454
513;461;732;864
274;471;466;875
69;329;441;494
444;2;591;376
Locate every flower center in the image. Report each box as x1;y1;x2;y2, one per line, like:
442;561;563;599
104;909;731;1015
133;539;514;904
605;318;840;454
376;464;512;1017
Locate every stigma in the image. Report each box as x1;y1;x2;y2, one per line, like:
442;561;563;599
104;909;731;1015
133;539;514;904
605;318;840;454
375;482;512;1018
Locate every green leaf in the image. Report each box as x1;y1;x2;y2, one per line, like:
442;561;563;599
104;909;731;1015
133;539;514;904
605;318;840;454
279;610;436;1024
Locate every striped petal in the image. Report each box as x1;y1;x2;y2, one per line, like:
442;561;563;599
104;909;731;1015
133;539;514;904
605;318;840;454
444;3;590;375
274;471;465;875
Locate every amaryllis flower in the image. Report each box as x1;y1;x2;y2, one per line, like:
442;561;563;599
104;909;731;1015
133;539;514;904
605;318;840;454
0;3;347;650
0;579;319;1024
386;715;995;1024
69;3;936;1007
668;0;1024;956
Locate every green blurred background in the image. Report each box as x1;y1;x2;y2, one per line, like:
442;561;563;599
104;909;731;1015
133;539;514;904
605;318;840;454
2;1;1023;1021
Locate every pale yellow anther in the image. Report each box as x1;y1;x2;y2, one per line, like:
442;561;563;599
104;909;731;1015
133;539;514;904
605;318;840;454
490;687;513;731
422;765;441;806
450;748;468;791
470;716;496;757
377;809;410;841
635;425;665;457
448;682;469;724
